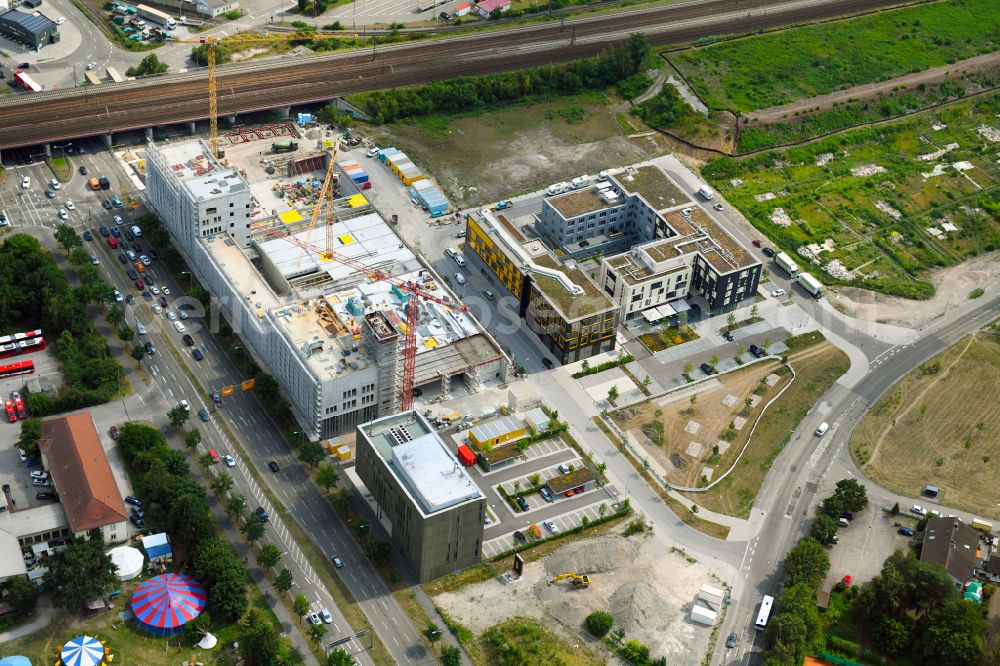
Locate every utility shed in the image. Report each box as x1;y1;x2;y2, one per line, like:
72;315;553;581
469;414;526;449
547;468;596;495
523;407;551;433
690;605;717;626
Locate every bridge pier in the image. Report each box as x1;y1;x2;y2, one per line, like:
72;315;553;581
102;134;113;150
275;106;290;119
225;114;237;125
145;127;154;143
188;122;197;135
43;143;51;157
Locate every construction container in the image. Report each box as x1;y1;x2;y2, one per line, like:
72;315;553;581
690;605;717;626
377;147;400;163
456;444;476;467
698;585;725;609
334;445;352;461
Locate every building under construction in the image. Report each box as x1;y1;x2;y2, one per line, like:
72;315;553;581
146;138;508;439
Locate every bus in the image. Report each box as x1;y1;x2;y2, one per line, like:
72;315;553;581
17;337;45;356
0;329;43;346
754;595;774;631
13;71;42;93
971;518;993;534
0;360;35;380
0;342;17;359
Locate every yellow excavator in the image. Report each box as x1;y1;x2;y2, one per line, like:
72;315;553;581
548;573;591;589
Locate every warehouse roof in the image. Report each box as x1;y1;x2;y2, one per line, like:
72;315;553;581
0;10;57;34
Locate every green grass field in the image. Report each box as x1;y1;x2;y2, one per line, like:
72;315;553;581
702;93;1000;299
672;0;1000;112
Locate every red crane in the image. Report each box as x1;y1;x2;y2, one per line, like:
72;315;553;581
267;230;467;411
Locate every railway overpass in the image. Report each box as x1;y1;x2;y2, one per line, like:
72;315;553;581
0;0;905;151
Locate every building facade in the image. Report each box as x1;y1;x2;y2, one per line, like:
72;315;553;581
465;209;618;364
0;10;58;49
196;0;239;16
356;411;485;582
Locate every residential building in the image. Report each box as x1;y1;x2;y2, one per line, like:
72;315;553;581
37;413;128;544
196;0;239;16
356;411;485;582
465;208;618;364
920;516;980;588
539;165;762;317
146;139;506;440
473;0;509;17
0;10;58;49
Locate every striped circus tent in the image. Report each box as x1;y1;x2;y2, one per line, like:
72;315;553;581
130;573;207;636
57;635;108;666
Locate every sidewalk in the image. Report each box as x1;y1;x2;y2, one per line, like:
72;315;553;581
0;597;54;643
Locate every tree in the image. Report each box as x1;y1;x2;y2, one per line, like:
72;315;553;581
810;514;838;545
315;464;340;492
763;336;771;349
710;354;719;368
126;53;168;77
917;597;987;665
334;489;352;512
44;530;119;613
833;478;868;513
607;384;619;404
184;429;202;449
243;512;266;544
585;610;614;637
308;621;328;645
131;343;146;362
6;575;38;614
423;621;442;645
298;439;327;468
440;646;461;666
106;304;125;327
168;493;215;552
580;359;590;373
255;373;281;403
185;610;213;639
737;343;745;357
168;404;190;429
17;417;41;459
365;539;391;564
327;649;354;666
226;493;247;520
874;615;912;655
275;568;294;594
683;361;693;375
777;583;821;643
764;613;807;665
750;303;759;318
211;472;235;497
783;537;829;590
117;324;135;343
54;223;82;252
293;594;310;620
727;313;737;329
257;543;282;572
819;494;845;520
240;607;285;665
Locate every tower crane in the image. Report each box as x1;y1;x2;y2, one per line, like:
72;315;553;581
168;30;358;158
263;228;468;411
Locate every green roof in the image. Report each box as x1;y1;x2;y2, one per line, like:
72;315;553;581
530;254;615;321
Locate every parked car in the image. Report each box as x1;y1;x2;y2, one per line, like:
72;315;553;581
36;492;57;500
125;496;142;507
543;520;559;534
268;460;280;473
539;487;553;502
31;478;50;487
29;471;48;480
224;455;235;467
255;506;269;522
723;330;735;342
700;362;715;375
307;612;321;625
911;504;927;516
109;425;120;440
558;463;571;475
749;344;765;358
762;247;776;258
515;496;530;512
898;526;914;537
770;288;786;298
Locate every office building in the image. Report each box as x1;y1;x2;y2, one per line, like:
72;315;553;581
356;411;485;582
465;208;618;364
146;140;507;439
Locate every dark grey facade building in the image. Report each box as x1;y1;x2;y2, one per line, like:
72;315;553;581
356;411;485;582
0;10;58;49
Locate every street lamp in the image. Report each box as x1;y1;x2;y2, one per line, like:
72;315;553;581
292;430;306;445
179;270;193;288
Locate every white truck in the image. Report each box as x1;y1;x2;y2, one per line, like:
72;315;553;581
774;251;800;278
798;272;823;298
696;183;715;200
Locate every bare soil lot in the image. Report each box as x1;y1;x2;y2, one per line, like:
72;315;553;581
852;332;1000;519
432;531;720;666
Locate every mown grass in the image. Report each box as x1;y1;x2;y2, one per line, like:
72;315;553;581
672;0;1000;112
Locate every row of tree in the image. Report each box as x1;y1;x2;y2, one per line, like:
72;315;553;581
355;33;651;123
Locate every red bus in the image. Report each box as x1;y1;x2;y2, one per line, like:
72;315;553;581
0;360;34;379
17;337;45;355
13;71;41;93
12;329;42;343
0;342;17;359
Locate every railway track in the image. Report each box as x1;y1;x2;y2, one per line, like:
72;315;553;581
0;0;909;148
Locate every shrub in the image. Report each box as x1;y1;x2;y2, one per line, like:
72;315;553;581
585;610;614;637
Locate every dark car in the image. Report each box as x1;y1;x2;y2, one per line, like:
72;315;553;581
255;506;269;522
723;330;735;342
182;334;194;347
127;269;139;280
726;633;737;649
117;252;127;264
99;226;110;237
130;514;144;528
102;200;113;210
79;165;88;175
539;487;554;502
142;291;153;301
36;492;57;500
123;228;134;241
268;460;280;473
149;248;158;260
198;408;209;422
110;226;121;238
125;495;142;507
126;294;136;305
439;10;451;19
516;496;530;512
144;341;155;356
144;273;155;285
700;362;715;375
898;526;914;537
513;530;527;544
159;296;168;308
109;425;120;440
542;357;554;369
192;348;204;361
130;507;145;519
331;555;344;568
748;344;764;358
83;230;93;241
762;247;775;258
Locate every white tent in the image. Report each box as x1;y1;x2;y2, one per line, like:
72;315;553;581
196;633;218;649
108;546;144;581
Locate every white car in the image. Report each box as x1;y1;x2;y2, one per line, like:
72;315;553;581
85;61;97;70
21;176;30;189
713;203;723;211
307;612;321;625
136;322;146;335
150;286;160;295
114;290;123;302
162;287;171;295
58;209;68;219
320;608;333;624
56;16;65;23
126;250;136;261
90;255;99;265
544;520;559;534
50;180;60;190
113;215;123;225
140;255;150;265
911;504;927;516
366;146;380;158
65;200;75;210
224;455;235;467
179;399;191;412
166;310;176;320
770;288;786;298
153;304;162;314
29;471;48;480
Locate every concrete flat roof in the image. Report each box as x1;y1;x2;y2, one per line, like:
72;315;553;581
361;411;483;516
204;235;281;311
614;165;690;212
547;187;620;219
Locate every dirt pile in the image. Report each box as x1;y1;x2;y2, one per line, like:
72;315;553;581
543;535;642;576
610;581;662;633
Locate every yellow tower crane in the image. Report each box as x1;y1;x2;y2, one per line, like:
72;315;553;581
168;31;357;159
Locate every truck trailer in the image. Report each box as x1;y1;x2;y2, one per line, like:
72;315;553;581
774;251;800;278
797;272;823;298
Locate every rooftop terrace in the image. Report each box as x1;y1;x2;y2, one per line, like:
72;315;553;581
547;186;621;219
156;140;248;200
530;254;615;320
614;166;690;212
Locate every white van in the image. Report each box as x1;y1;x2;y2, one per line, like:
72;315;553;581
173;321;186;333
814;422;829;437
454;256;466;267
546;182;570;196
445;247;458;259
131;225;142;237
455;273;466;285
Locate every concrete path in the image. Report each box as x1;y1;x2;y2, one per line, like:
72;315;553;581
0;597;55;643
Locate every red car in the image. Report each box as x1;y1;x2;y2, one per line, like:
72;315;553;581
109;425;120;440
752;239;762;248
135;280;145;290
4;400;15;423
108;237;118;249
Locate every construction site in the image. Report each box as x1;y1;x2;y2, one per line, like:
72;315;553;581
142;120;508;440
431;531;722;665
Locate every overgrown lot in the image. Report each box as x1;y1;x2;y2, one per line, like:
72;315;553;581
702;93;1000;299
852;332;1000;519
671;0;1000;112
